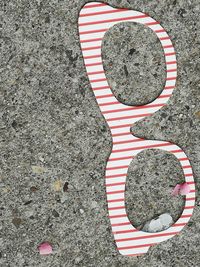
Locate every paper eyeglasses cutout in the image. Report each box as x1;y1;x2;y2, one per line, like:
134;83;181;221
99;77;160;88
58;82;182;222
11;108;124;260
78;2;195;256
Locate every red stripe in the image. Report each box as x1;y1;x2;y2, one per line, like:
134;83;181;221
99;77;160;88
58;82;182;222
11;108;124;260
91;78;106;83
108;205;125;210
107;190;125;195
82;45;101;51
165;85;175;89
111;222;130;227
160;36;170;40
84;54;101;59
85;62;102;67
96;94;113;99
186;197;195;201
105;173;127;179
113;229;138;234
79;28;108;35
110;124;132;129
99;101;121;107
107;113;151;121
108;156;133;161
190;190;196;193
80;8;129;17
112;142;172;153
185;173;193;177
145;21;159;25
165;52;176;56
81;37;103;43
118;243;156;250
116;231;178;242
171;149;183;153
184;206;195;209
179;157;188;161
92;86;110;91
113;138;145;145
182;165;191;169
155;29;165;33
107;198;125;203
83;3;107;9
109;214;127;219
166;61;177;65
112;132;131;137
166;77;176;81
187;181;194;185
163;45;173;49
181;214;192;218
166;69;177;72
172;223;186;227
88;70;104;75
106;165;129;171
79;14;148;26
158;94;172;98
106;182;125;187
102;103;164;114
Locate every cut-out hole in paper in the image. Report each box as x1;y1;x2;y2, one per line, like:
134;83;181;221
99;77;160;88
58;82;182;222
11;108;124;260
102;22;166;106
126;149;184;229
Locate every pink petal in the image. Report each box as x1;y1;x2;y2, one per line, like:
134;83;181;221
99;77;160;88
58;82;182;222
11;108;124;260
38;242;52;255
172;182;190;196
179;182;190;195
172;184;181;196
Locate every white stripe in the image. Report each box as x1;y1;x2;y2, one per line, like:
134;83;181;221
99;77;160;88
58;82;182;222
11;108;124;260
80;5;114;15
107;192;125;201
118;247;149;255
107;185;125;193
109;208;126;216
79;10;147;25
108;201;125;208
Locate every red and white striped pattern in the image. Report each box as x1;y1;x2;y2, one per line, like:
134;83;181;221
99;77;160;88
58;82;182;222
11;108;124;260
79;2;195;256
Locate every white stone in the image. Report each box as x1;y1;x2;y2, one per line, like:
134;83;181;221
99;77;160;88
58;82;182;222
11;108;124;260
142;213;173;233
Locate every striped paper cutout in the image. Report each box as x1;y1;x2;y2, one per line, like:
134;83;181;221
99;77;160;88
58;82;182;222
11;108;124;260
78;2;195;256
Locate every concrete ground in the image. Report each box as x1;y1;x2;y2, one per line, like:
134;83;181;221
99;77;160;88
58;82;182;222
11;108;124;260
0;0;200;266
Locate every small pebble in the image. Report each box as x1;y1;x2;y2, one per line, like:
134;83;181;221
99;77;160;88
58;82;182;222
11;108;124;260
24;200;32;205
63;182;69;192
195;111;200;118
30;186;38;192
80;209;84;214
60;195;68;203
53;180;62;192
31;166;46;174
12;217;22;228
142;213;173;233
52;210;59;217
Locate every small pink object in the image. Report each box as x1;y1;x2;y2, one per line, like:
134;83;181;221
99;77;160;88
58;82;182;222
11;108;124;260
172;182;190;196
179;182;191;195
38;242;53;255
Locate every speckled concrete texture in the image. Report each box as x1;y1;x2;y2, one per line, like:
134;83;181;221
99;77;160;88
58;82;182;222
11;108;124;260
0;0;200;266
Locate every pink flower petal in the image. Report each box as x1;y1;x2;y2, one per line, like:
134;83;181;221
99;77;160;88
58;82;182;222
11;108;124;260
179;182;190;195
172;184;181;196
38;242;52;255
172;182;190;196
